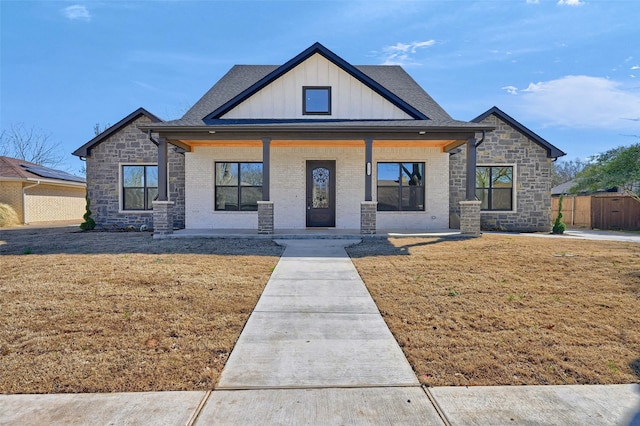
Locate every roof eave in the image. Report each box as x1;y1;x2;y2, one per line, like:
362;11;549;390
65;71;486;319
473;106;566;159
72;107;163;157
0;176;86;187
140;123;493;142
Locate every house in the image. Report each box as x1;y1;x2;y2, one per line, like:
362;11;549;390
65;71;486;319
450;107;566;232
74;43;564;235
0;156;86;225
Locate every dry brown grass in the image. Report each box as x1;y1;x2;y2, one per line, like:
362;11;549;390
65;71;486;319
0;203;20;227
348;234;640;387
0;227;282;394
3;227;639;394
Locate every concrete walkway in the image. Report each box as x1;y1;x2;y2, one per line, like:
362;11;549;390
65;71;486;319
2;239;639;425
199;239;443;424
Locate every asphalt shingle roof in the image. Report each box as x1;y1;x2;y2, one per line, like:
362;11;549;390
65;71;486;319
158;64;470;129
0;156;86;184
157;43;468;128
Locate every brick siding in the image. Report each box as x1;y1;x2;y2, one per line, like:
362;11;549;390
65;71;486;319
185;143;449;231
25;184;85;223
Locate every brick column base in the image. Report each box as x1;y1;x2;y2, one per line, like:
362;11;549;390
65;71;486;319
361;201;377;235
459;200;481;236
258;201;274;234
152;201;174;236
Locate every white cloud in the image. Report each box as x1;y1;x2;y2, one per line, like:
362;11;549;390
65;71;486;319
631;65;640;70
63;5;91;21
514;75;640;129
380;40;436;65
502;86;519;95
557;0;584;6
526;0;540;4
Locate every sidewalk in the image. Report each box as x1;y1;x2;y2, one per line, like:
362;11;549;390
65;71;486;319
1;239;639;425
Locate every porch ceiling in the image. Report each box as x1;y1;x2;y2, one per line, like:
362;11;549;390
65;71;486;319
155;122;492;153
175;138;462;151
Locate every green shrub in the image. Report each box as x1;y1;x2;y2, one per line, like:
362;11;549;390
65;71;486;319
552;195;566;234
80;195;96;231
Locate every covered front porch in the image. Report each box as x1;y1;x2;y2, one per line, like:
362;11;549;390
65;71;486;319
143;122;490;239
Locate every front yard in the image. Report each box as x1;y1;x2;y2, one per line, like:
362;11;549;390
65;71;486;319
1;227;638;393
347;234;640;386
0;227;282;393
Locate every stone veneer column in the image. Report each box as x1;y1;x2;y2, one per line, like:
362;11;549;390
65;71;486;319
360;201;377;235
258;201;274;234
459;200;481;236
152;201;174;236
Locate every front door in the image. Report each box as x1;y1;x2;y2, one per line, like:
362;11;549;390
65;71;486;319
306;160;336;227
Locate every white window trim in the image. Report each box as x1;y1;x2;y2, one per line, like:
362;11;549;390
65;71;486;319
477;163;518;214
118;162;164;213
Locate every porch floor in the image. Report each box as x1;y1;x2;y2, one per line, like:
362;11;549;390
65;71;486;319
156;228;462;239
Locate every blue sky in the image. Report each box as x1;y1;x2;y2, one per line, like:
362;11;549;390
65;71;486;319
2;0;639;174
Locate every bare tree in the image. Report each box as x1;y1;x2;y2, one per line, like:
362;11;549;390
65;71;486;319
552;158;587;187
0;123;64;167
93;122;110;136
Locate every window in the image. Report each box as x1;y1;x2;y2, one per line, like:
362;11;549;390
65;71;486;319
215;162;263;211
122;165;158;210
376;162;425;211
476;166;513;211
303;86;331;115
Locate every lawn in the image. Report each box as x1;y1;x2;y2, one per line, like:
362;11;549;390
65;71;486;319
1;228;638;394
347;234;640;387
0;227;282;393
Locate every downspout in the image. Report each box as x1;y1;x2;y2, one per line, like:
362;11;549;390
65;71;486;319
149;131;169;202
475;130;486;148
23;180;41;224
465;131;486;201
147;130;159;146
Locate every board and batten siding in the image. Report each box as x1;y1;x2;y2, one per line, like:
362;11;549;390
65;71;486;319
222;53;412;120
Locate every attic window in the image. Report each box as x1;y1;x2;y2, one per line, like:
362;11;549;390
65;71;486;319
303;86;331;115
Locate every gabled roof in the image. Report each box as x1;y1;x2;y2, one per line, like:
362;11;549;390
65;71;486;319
73;107;162;157
157;43;461;129
0;156;86;184
472;106;566;159
202;42;429;122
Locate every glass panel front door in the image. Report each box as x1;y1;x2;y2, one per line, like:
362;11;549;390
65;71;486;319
306;161;336;227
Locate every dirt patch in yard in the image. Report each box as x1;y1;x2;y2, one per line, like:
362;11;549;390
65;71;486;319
348;234;640;387
0;227;282;394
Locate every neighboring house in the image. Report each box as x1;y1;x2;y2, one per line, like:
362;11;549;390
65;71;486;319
72;108;185;230
450;107;566;232
0;156;86;224
74;43;564;235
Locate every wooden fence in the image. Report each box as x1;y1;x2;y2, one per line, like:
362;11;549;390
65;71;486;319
552;194;640;231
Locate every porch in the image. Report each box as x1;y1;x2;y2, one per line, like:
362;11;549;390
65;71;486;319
154;227;463;240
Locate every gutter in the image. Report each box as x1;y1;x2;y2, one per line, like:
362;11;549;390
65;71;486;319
138;123;495;134
22;180;41;224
